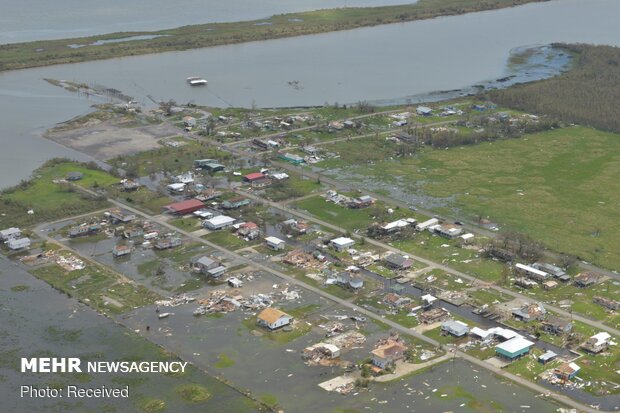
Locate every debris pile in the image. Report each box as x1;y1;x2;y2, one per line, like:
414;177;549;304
56;254;85;271
155;294;196;308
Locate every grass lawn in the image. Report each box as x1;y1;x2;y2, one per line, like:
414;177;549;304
0;160;111;228
392;233;505;283
241;317;311;345
294;195;416;232
109;187;172;214
111;139;232;176
503;349;551;381
467;288;511;306
514;279;620;326
261;174;323;202
30;260;160;315
214;353;235;369
415;268;471;291
319;126;620;271
169;217;202;232
154;242;207;264
203;230;258;251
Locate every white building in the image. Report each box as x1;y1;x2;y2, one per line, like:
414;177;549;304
257;308;293;330
175;171;195;184
0;227;21;241
515;263;550;281
265;236;286;250
167;183;186;193
7;237;31;250
416;218;439;231
330;237;355;252
203;215;236;230
381;218;416;233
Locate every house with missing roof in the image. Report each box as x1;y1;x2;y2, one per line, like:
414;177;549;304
370;340;407;370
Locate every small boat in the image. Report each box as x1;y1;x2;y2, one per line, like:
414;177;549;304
186;76;208;86
158;312;171;319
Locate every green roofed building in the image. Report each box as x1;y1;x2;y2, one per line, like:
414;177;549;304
495;336;534;360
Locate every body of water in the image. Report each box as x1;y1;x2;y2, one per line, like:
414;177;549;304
0;0;417;44
1;0;619;189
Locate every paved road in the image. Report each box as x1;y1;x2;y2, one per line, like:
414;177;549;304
238;189;620;338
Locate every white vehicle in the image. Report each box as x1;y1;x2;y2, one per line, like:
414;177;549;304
186;76;208;86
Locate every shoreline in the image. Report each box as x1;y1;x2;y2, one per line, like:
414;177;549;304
0;0;548;72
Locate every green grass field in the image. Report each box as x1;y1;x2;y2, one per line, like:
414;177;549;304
31;259;160;315
0;160;112;228
320;126;620;271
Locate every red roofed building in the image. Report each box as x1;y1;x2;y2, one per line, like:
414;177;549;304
165;199;205;215
243;172;265;182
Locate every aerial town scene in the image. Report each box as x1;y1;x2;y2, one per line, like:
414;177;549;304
0;0;619;412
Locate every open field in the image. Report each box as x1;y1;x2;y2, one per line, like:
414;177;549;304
110;137;232;177
294;194;419;232
0;0;546;72
319;126;620;271
0;160;111;228
30;258;160;315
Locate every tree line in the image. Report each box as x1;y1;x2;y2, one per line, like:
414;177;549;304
491;44;620;133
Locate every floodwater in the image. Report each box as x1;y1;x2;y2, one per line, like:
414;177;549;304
0;255;261;413
0;0;418;44
1;0;620;189
120;272;564;413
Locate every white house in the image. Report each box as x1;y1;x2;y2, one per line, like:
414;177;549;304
257;308;293;330
203;215;236;230
175;171;195;184
515;263;550;281
7;237;31;250
195;256;227;277
0;227;21;241
416;218;439;231
167;182;186;193
265;236;286;250
330;237;355;252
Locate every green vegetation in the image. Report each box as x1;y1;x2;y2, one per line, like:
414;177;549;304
468;288;511;306
214;353;236;368
322;126;620;270
0;159;111;228
169;217;201;232
262;174;323;202
30;259;160;315
111;187;172;215
175;383;212;403
44;326;82;343
242;316;312;344
111;139;231;177
138;398;166;412
259;393;279;409
0;0;545;72
203;230;257;251
294;195;415;232
493;44;620;133
282;303;321;318
10;285;30;292
433;385;505;411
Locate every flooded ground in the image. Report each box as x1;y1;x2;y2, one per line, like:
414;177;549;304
119;280;564;413
0;255;261;413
